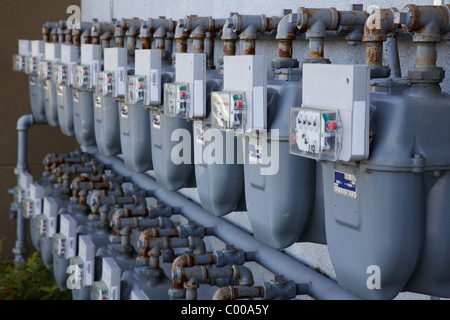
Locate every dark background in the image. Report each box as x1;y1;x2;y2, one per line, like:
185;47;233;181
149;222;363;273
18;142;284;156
0;0;81;260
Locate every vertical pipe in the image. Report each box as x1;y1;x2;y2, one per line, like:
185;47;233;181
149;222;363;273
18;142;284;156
14;115;46;265
385;33;402;78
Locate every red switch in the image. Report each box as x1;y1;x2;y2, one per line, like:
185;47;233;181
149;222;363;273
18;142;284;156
180;91;186;98
327;120;338;131
84;70;88;76
235;101;243;109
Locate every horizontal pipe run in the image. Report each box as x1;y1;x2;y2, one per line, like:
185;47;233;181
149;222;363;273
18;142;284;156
95;153;361;300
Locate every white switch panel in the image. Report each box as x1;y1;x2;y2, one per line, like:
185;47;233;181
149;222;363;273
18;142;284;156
294;63;370;162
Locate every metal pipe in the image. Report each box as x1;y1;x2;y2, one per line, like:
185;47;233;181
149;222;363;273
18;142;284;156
291;7;367;64
384;33;402;78
14;114;47;265
213;285;264;300
95;154;361;300
227;14;281;55
400;4;450;84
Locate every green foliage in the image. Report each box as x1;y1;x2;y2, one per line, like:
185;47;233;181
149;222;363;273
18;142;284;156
0;240;72;300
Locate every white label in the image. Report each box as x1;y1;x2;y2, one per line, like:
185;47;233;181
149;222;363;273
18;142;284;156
73;91;79;103
120;105;128;119
48;217;56;238
35;198;43;216
95;95;102;108
92;60;100;86
193;80;204;118
252;86;265;130
67;236;76;258
85;261;93;286
150;69;159;103
249;143;263;164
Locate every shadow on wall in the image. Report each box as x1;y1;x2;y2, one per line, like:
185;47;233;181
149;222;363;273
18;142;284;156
0;0;81;260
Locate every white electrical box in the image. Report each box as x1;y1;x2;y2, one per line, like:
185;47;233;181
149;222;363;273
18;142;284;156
103;47;128;98
25;40;45;75
13;40;31;73
43;197;58;238
212;55;266;132
125;49;161;106
289;63;370;162
78;235;95;287
92;257;121;300
164;53;206;118
27;182;45;218
38;43;61;81
53;44;79;86
55;214;77;259
73;44;102;90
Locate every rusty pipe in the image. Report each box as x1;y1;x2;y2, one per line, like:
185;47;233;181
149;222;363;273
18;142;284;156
276;14;297;60
212;285;264;300
292;7;367;63
126;24;141;50
71;22;93;46
400;5;450;83
174;22;189;53
138;236;206;260
91;22;115;47
227;14;281;55
42;22;57;42
172;265;254;295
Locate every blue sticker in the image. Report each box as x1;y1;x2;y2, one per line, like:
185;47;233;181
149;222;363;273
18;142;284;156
334;171;357;199
152;114;160;129
249;143;262;164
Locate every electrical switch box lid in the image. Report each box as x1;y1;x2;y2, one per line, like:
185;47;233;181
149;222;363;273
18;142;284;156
222;55;267;132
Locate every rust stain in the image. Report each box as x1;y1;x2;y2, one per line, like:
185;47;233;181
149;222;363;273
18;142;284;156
141;37;151;50
278;39;293;59
223;40;236;56
176;39;188;53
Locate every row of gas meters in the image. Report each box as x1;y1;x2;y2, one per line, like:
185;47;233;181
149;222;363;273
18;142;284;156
12;5;450;300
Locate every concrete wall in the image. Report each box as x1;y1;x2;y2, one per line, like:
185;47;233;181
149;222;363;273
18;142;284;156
1;0;80;260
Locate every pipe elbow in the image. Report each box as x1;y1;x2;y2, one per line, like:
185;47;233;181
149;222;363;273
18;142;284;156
212;286;235;300
188;236;206;255
276;14;297;40
111;207;125;227
363;7;399;42
402;4;450;41
222;18;238;40
17;115;34;131
233;265;254;286
154;26;166;38
172;254;196;271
